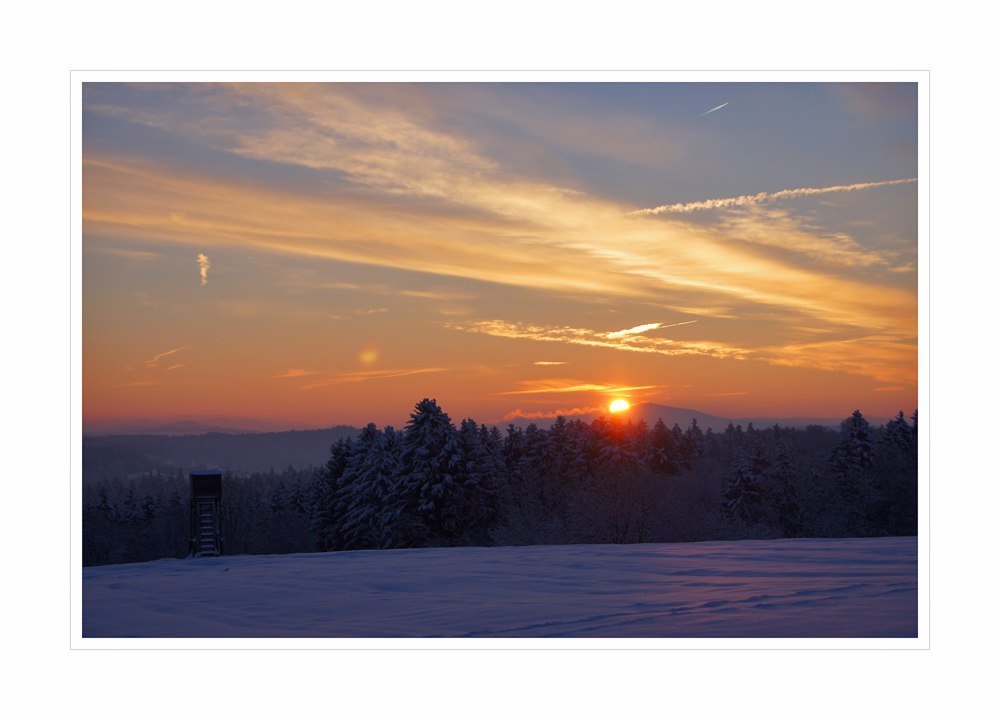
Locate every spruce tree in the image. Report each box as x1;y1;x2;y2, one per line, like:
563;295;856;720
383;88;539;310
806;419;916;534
340;424;400;550
310;436;353;551
829;410;875;479
386;399;463;546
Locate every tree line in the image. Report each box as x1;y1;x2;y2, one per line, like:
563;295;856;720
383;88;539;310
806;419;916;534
83;399;917;566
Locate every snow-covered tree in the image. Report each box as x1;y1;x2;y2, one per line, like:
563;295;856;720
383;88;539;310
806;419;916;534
310;436;353;551
723;438;769;522
648;419;681;475
682;418;705;464
340;424;400;550
829;410;875;480
769;439;804;537
384;399;466;546
453;418;504;543
881;411;914;454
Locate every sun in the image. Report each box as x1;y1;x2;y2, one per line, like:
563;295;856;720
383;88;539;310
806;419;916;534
609;399;630;412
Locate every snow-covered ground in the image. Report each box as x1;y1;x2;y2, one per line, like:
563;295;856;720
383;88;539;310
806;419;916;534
81;537;917;641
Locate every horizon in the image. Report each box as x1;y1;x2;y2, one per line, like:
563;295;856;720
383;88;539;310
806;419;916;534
82;399;900;437
82;81;918;430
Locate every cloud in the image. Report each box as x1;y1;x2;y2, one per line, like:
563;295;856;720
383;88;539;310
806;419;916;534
275;369;316;378
534;361;568;365
166;364;184;371
604;322;664;339
447;319;748;360
502;406;603;421
449;317;915;386
399;289;472;301
141;346;187;368
88;246;164;262
82;86;916;387
762;334;916;385
82;150;914;338
497;380;664;396
300;367;447;390
197;253;210;285
710;205;887;267
631;178;916;215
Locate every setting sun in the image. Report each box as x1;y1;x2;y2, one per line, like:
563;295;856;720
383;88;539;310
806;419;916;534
610;400;629;412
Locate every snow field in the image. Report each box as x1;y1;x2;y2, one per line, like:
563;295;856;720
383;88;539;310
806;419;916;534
82;536;917;640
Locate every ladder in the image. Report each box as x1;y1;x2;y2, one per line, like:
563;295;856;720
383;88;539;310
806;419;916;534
193;498;222;557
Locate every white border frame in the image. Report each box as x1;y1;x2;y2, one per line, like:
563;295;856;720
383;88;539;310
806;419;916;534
71;70;929;650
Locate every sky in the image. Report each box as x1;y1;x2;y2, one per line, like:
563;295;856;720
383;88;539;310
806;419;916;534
82;81;918;430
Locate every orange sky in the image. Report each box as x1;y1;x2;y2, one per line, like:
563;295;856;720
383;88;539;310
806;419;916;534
82;81;919;430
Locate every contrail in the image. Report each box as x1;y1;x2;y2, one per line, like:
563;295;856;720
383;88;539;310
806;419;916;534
604;320;697;339
700;102;728;117
659;320;698;330
630;178;917;215
197;253;210;285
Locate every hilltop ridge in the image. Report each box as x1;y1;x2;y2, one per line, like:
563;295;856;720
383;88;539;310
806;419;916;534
503;402;891;432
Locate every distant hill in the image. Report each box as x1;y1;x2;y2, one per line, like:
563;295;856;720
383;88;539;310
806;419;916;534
505;402;891;433
83;416;323;436
82;404;897;484
82;426;360;483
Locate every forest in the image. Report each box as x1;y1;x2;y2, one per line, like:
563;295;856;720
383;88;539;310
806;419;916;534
82;399;918;566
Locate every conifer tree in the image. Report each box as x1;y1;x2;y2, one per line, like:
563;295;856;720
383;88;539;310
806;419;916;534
310;436;353;551
386;399;463;546
649;419;681;475
829;410;875;479
723;437;769;522
340;424;400;549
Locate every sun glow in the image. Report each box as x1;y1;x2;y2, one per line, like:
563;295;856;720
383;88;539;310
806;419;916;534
610;400;629;412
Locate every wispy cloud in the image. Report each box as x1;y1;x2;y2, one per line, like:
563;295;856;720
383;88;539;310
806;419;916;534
82;86;916;393
197;253;211;285
763;334;916;385
141;347;187;368
447;319;747;360
89;246;164;262
711;205;887;267
497;380;663;396
451;317;914;386
534;361;568;365
82;151;913;335
630;178;916;215
275;369;316;378
300;367;447;390
166;364;184;371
